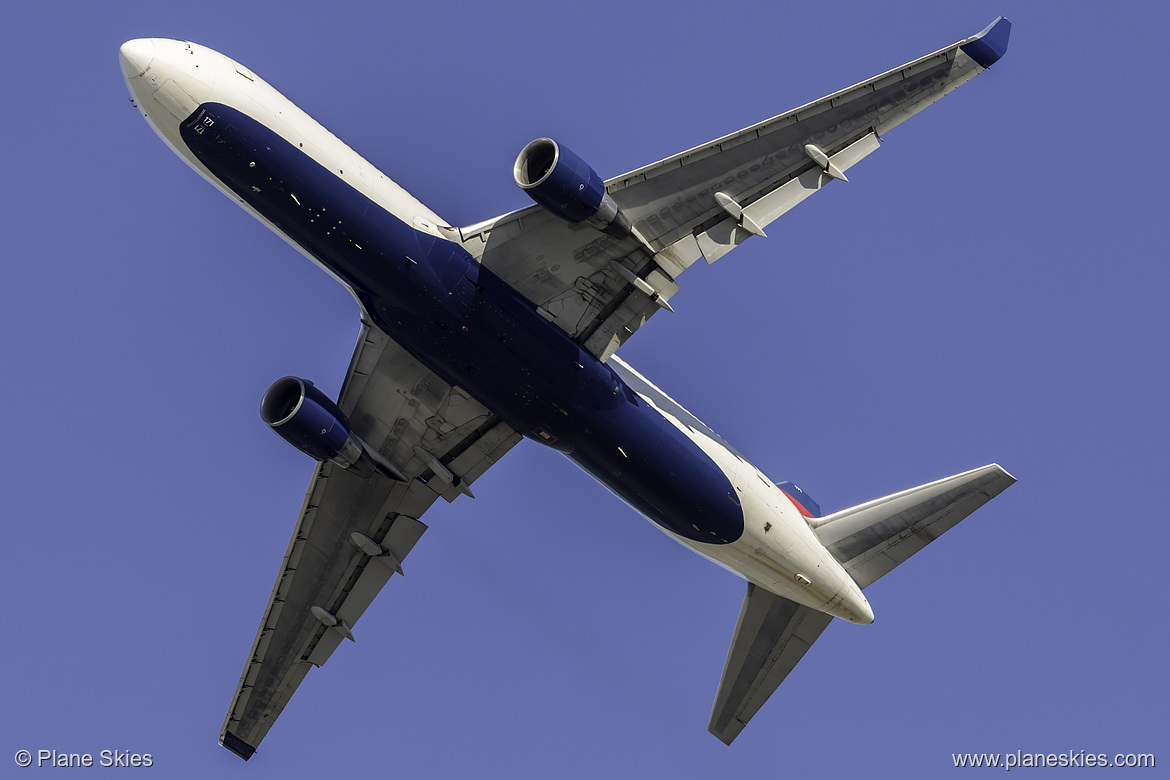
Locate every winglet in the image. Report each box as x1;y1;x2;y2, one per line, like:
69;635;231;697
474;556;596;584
220;730;256;761
961;16;1011;68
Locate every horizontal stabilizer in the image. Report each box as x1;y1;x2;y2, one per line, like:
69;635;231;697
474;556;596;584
708;464;1013;746
708;584;833;745
809;464;1016;589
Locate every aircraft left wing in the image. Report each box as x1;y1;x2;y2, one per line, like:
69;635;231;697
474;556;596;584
453;18;1010;361
219;320;522;760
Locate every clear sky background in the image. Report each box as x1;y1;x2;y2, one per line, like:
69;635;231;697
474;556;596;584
3;1;1166;777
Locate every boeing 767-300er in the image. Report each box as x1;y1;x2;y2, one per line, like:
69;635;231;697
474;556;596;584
119;17;1014;760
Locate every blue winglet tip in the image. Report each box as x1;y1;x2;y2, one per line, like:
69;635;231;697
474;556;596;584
961;16;1011;68
221;731;256;761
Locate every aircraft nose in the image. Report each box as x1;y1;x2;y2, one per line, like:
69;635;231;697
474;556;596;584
119;39;155;78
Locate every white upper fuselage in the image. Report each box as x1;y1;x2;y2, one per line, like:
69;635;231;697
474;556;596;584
119;38;873;625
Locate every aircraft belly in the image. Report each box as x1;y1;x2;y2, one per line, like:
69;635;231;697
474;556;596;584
178;101;745;545
621;380;871;618
564;402;745;544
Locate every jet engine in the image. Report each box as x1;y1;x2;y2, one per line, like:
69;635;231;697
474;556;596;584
513;138;631;237
261;377;407;480
260;376;365;468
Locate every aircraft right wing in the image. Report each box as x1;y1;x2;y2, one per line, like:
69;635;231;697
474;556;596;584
219;319;522;760
455;17;1011;362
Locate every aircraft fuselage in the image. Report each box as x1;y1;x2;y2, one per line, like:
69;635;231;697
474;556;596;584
121;38;872;625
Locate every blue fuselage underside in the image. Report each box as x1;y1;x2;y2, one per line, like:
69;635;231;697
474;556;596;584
181;103;744;544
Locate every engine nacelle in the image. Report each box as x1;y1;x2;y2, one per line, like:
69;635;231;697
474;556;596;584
261;376;363;467
513;138;631;237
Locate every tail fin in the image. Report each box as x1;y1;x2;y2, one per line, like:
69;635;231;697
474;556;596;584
775;480;821;518
809;464;1015;589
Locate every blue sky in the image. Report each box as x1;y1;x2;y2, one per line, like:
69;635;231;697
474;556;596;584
3;1;1166;776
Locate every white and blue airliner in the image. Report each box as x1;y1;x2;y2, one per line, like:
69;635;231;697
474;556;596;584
120;17;1014;760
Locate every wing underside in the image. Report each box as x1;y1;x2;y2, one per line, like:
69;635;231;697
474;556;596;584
458;18;1010;362
220;322;521;759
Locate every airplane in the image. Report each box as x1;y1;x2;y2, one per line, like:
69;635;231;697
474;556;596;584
119;17;1014;760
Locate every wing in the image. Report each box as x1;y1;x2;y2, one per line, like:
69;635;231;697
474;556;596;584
453;17;1010;361
219;320;522;760
708;583;834;745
